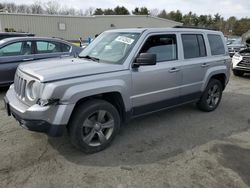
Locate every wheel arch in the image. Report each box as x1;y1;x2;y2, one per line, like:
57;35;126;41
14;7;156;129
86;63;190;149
67;91;128;129
202;67;228;91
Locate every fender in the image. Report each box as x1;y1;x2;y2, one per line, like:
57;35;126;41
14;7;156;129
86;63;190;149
62;79;131;111
201;65;227;91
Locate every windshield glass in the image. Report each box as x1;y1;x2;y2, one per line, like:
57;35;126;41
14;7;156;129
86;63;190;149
79;32;140;64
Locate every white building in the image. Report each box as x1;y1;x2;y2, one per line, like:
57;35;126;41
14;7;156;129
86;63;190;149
0;13;182;41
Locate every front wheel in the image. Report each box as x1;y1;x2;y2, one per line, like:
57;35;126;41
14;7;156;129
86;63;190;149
197;79;223;112
69;99;120;153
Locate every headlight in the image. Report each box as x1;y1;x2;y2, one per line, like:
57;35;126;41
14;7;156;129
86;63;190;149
27;80;40;100
233;53;241;58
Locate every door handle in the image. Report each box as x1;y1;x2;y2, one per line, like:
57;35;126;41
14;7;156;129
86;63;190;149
22;58;34;61
201;63;210;68
169;67;180;73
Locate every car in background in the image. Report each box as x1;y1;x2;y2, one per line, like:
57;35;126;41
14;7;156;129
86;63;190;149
0;37;83;86
227;37;246;57
0;32;35;40
232;48;250;76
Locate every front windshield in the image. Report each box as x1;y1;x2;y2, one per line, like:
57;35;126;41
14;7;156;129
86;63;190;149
79;32;140;64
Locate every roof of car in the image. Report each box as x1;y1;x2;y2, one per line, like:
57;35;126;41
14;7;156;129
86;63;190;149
107;27;222;34
0;36;72;45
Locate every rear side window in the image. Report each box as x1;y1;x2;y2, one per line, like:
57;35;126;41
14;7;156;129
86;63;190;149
36;41;62;54
208;34;225;55
140;34;177;62
182;34;207;59
61;43;71;52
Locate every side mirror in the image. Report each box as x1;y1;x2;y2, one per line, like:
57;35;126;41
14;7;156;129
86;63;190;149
133;53;156;68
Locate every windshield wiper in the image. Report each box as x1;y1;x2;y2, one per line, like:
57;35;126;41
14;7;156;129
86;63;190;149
79;55;99;62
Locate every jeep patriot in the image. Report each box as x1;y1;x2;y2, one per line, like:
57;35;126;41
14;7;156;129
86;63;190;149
4;28;231;153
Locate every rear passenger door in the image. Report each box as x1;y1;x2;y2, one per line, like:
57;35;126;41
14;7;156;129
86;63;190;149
34;41;71;60
180;33;208;100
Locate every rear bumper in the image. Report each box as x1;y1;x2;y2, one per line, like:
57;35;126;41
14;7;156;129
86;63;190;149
4;86;73;137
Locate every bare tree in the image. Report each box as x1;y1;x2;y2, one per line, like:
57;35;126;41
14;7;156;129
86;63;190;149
150;8;159;17
84;7;95;16
31;1;44;14
78;9;84;16
17;4;30;13
5;3;17;13
44;1;60;15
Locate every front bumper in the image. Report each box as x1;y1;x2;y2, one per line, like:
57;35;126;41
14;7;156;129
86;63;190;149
4;86;74;137
233;67;250;72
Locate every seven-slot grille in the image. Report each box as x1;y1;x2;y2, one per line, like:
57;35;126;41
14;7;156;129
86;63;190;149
14;74;27;99
238;56;250;67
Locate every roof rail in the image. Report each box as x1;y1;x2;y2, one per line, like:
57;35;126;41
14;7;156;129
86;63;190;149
173;25;217;31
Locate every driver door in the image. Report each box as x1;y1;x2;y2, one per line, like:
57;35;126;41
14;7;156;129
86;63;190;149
131;33;182;116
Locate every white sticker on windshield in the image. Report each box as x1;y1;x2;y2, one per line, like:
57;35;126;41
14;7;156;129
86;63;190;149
115;36;135;45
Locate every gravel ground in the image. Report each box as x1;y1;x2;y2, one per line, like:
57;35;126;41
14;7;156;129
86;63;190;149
0;74;250;188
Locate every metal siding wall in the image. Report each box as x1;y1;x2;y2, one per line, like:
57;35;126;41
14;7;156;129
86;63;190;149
0;14;182;41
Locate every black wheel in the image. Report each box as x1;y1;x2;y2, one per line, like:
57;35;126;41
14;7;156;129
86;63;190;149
233;70;244;77
69;99;120;153
197;79;223;112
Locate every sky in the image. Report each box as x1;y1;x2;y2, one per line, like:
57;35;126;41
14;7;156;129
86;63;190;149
6;0;250;19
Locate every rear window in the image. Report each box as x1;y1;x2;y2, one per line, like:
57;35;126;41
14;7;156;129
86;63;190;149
182;34;207;59
208;34;225;55
36;41;65;54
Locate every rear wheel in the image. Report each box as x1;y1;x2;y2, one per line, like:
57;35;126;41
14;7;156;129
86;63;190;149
233;70;244;77
69;99;120;153
197;79;223;112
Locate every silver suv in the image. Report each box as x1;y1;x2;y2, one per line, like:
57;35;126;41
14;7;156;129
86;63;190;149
4;28;231;153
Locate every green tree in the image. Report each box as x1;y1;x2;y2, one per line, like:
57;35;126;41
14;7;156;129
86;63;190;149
113;6;130;15
94;8;104;15
103;8;115;15
167;10;182;22
132;7;149;15
158;10;167;19
234;18;250;36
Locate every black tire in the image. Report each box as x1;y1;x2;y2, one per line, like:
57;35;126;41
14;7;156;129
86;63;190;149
69;99;120;153
197;79;223;112
233;70;244;77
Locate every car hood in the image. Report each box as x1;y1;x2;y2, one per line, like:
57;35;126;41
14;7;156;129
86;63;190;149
18;57;126;82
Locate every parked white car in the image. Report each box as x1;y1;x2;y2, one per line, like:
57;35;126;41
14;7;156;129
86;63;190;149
232;48;250;76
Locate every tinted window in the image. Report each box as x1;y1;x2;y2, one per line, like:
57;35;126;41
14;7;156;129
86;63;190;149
182;34;207;59
21;41;32;55
61;43;71;52
0;42;22;56
197;35;206;57
36;41;62;54
140;34;177;62
208;34;225;55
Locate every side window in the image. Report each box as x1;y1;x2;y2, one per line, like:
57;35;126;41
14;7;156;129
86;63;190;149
0;42;22;56
36;41;61;54
208;34;225;55
21;41;32;55
197;35;206;57
182;34;207;59
61;43;71;52
140;34;177;62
